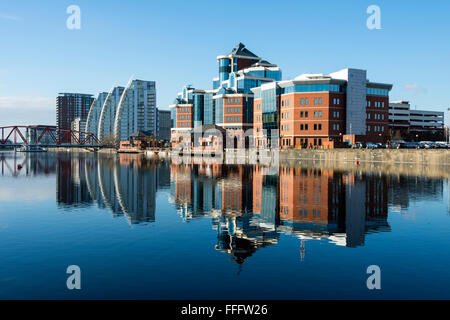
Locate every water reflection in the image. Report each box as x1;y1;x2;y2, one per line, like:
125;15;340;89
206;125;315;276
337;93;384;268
0;151;447;263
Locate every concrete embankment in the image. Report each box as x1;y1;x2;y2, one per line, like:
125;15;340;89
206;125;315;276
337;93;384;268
236;149;450;179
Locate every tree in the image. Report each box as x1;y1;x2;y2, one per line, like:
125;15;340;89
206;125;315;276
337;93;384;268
100;134;116;147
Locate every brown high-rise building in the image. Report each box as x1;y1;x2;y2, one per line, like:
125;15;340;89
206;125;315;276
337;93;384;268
56;93;94;143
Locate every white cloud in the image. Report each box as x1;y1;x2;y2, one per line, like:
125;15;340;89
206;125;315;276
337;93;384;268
0;13;22;21
0;96;54;110
403;83;427;95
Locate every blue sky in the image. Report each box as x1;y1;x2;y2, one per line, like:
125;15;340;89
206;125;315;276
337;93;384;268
0;0;449;126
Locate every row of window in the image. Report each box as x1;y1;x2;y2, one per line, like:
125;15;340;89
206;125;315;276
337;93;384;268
367;100;385;108
226;107;241;113
367;113;385;120
178;122;191;127
332;123;341;131
281;123;320;131
178;115;190;120
226;116;241;122
280;138;325;147
367;125;385;132
178;107;191;112
226;98;241;104
281;100;291;107
277;110;341;122
278;96;343;108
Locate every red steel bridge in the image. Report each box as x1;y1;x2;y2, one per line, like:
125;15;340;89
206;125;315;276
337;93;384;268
0;125;102;147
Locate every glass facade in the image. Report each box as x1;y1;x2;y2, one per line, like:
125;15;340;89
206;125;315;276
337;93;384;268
193;94;204;128
203;93;215;125
213;79;220;90
283;84;344;94
98;87;124;140
366;87;389;96
244;97;254;124
114;80;156;142
85;92;108;135
261;88;279;135
215;98;223;124
219;58;231;82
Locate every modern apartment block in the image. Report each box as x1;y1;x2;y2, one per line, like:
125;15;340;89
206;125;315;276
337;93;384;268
85;92;108;138
56;93;94;143
114;80;157;143
389;101;445;141
252;68;393;148
71;117;86;144
97;86;125;141
170;43;282;146
157;109;171;141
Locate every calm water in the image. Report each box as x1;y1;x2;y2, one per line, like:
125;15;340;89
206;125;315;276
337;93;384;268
0;151;450;299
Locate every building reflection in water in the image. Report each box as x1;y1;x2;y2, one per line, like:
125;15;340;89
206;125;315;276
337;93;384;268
0;152;56;177
56;153;166;224
2;151;446;263
169;162;394;263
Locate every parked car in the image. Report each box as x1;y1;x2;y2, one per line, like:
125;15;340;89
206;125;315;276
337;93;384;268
352;142;366;149
418;142;432;149
405;142;421;149
366;142;378;149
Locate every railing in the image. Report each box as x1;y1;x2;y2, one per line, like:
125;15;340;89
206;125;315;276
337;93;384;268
0;125;101;146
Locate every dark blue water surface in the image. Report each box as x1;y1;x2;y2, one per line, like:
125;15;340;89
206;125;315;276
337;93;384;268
0;151;449;299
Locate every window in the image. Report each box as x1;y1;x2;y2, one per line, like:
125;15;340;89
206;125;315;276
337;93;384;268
305;124;308;130
305;98;309;105
319;111;322;117
314;124;317;130
301;98;304;105
319;98;322;105
314;98;317;105
305;111;309;117
314;111;317;118
300;111;304;118
318;124;322;130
